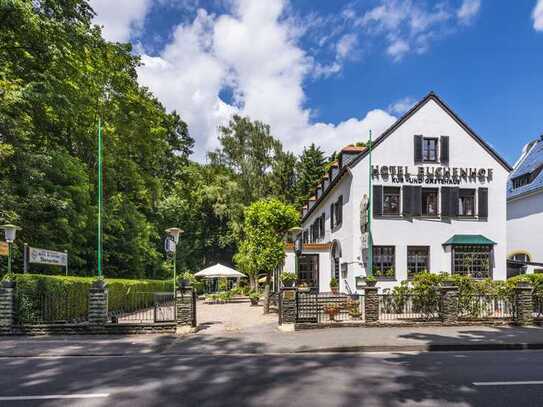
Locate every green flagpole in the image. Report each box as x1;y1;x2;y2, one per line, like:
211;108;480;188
367;129;373;276
97;117;103;278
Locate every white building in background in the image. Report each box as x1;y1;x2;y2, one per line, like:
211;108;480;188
281;92;512;293
507;136;543;276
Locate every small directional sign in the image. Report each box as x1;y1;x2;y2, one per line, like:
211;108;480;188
0;242;8;257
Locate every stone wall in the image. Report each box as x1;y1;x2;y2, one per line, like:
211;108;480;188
279;288;297;325
364;287;379;322
88;280;108;325
0;281;16;331
176;286;196;333
515;282;533;326
440;285;459;323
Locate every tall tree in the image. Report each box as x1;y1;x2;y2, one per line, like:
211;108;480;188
235;198;299;313
270;150;297;204
208;115;283;204
0;0;193;277
295;143;327;207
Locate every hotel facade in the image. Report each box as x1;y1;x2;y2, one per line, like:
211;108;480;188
282;93;512;293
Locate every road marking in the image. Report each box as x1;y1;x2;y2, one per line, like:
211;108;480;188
473;381;543;386
0;393;110;401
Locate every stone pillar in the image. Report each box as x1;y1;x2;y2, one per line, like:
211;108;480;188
0;281;16;332
364;287;379;323
514;281;533;326
279;287;297;332
440;284;459;323
176;285;196;335
88;280;108;325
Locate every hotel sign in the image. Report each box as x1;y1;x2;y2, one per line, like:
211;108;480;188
28;247;67;266
372;165;493;185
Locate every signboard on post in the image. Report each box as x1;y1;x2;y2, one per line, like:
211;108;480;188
164;237;176;255
28;247;67;266
0;242;8;257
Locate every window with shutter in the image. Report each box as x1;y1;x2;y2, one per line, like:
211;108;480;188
450;187;460;217
440;136;449;164
421;188;438;216
337;196;343;225
414;135;423;163
330;204;334;229
441;187;451;217
478;188;488;218
320;213;325;237
413;186;422;216
373;185;383;217
402;185;413;216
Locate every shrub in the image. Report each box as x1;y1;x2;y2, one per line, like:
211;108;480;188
9;274;171;323
177;272;204;295
410;272;444;318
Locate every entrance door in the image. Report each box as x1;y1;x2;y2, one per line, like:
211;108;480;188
298;254;319;290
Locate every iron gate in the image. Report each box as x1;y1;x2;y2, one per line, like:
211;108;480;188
110;292;176;324
296;291;318;323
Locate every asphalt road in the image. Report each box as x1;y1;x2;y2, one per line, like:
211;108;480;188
1;350;543;406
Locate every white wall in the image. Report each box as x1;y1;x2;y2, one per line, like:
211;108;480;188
507;190;543;271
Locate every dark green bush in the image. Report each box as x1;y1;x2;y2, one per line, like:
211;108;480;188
5;274;171;323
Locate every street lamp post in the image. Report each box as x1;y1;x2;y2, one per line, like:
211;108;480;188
1;224;21;275
165;227;183;294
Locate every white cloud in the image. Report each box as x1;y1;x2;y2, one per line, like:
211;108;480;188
357;0;479;61
387;39;410;61
137;0;397;160
388;97;416;115
457;0;481;25
89;0;153;42
336;33;358;59
534;0;543;31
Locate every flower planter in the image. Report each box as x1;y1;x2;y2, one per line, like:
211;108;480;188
331;287;338;294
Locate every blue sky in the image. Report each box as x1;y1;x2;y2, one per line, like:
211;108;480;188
90;0;543;164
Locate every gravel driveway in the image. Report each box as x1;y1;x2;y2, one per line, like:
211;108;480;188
197;300;277;334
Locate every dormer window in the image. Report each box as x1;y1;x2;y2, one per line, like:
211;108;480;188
511;165;543;190
512;173;531;189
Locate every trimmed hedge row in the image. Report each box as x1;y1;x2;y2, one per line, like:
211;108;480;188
8;274;172;323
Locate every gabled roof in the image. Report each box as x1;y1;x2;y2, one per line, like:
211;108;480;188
507;136;543;200
302;91;512;223
348;91;512;172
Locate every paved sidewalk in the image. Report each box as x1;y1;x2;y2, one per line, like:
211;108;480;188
2;324;543;357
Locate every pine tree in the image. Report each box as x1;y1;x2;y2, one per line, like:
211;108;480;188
295;144;327;208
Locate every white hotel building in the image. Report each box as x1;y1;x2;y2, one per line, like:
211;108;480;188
507;135;543;275
282;92;512;293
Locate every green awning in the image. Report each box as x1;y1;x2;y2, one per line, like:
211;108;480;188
443;234;496;246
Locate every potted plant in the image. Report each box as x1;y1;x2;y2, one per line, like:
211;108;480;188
365;275;377;287
346;298;362;319
249;291;260;306
1;272;16;288
297;281;311;293
280;272;297;288
330;277;338;294
323;304;340;321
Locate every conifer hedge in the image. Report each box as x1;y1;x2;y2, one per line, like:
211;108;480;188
6;274;171;323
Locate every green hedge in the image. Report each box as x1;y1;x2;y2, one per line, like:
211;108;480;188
385;273;542;319
7;274;172;323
